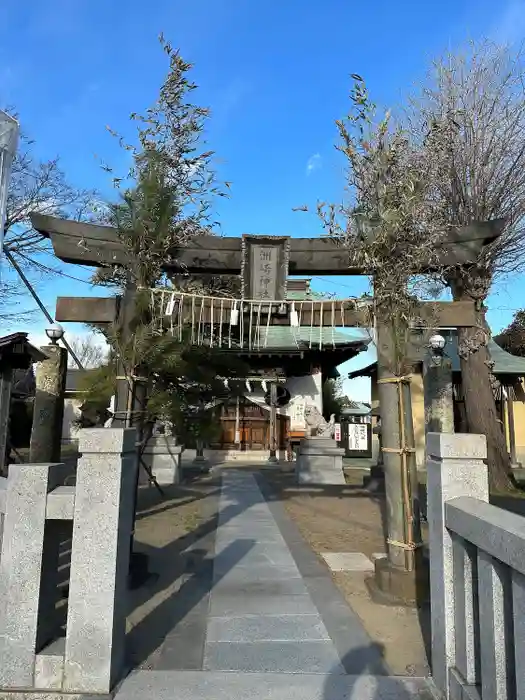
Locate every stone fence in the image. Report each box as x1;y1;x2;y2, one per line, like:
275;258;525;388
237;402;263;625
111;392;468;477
0;428;137;698
428;432;525;700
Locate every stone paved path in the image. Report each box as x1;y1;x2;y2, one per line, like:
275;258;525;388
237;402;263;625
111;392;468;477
117;471;435;699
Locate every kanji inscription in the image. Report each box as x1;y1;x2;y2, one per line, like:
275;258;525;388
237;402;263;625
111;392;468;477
250;244;279;299
242;234;290;301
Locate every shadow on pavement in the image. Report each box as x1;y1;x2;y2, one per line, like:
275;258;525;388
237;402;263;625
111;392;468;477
324;644;434;699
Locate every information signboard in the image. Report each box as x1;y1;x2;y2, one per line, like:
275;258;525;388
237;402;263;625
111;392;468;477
348;423;368;452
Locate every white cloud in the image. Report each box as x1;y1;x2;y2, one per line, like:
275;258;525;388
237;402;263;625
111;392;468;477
306;153;322;176
492;0;525;43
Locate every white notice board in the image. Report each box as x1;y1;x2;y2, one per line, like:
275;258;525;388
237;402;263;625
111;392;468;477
348;423;368;451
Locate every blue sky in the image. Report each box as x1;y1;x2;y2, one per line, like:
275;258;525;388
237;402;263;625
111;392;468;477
1;0;525;400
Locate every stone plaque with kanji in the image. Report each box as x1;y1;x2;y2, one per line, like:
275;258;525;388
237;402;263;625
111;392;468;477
242;235;290;300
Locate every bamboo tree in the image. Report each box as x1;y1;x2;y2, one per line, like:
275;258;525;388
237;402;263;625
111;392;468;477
80;36;247;443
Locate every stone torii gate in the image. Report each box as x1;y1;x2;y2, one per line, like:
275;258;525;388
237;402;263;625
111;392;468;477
30;211;503;600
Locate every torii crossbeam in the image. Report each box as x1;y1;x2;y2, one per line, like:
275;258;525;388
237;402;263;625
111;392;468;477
31;213;504;274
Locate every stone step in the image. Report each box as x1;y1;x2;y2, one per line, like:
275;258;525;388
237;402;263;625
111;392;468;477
115;670;436;700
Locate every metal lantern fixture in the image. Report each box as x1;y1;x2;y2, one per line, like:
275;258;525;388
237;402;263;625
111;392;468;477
0;110;19;254
45;322;65;345
429;333;446;353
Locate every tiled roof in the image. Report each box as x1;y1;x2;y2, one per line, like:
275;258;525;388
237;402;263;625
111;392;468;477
347;331;525;378
65;368;99;393
285;278;328;302
285;289;326;301
341;401;371;415
445;333;525;375
489;340;525;374
256;327;369;350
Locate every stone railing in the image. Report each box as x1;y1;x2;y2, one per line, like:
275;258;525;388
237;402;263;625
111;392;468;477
428;432;525;700
0;428;137;698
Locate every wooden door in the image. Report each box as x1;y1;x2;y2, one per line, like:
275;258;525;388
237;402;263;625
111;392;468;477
247;422;266;450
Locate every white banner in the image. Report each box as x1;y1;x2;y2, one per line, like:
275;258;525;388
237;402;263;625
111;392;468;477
290;398;306;430
0;110;19;255
348;423;368;451
334;423;341;442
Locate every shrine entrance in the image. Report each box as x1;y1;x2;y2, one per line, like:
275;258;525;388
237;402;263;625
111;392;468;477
213;398;289;453
31;211;504;592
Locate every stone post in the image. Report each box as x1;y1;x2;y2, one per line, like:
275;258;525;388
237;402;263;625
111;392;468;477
63;428;137;694
423;354;454;434
426;432;488;697
0;462;66;688
193;438;210;471
142;435;182;485
30;345;67;463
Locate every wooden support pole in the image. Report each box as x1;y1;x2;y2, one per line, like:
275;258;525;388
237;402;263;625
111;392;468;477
374;299;423;592
268;382;278;463
375;317;409;570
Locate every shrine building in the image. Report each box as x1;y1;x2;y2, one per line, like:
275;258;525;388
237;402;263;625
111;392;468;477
198;278;369;461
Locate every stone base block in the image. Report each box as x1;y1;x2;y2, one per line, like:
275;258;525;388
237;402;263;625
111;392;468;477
34;639;65;691
142;437;182;486
367;551;430;606
296;438;346;485
298;437;344;455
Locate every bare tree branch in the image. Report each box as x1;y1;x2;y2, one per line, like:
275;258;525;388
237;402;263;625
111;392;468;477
1;112;99;300
67;334;108;369
407;39;525;282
